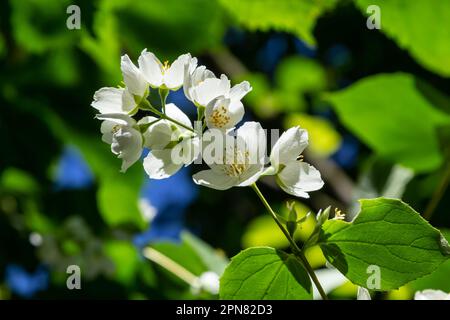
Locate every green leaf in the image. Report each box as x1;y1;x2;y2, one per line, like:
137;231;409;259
325;73;450;172
318;198;450;291
355;0;450;77
219;0;337;46
409;230;450;293
220;247;312;299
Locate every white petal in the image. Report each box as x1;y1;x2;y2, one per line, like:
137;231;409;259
313;268;348;300
184;65;216;103
182;58;198;101
165;103;193;130
121;89;136;113
138;49;164;88
193;74;230;106
137;115;159;125
92;87;133;114
140;118;172;150
205;97;244;130
236;164;264;187
143;149;183;179
121;54;148;97
228;100;245;127
197;271;220;295
100;121;115;144
270;126;308;170
192;169;239;190
193;66;215;86
177;136;201;165
111;127;143;172
164;53;191;90
414;290;450;300
277;161;324;198
357;287;371;300
229;81;252;101
95;113;136;126
236;121;266;165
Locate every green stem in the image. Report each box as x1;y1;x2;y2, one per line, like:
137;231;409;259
158;111;194;132
140;99;194;132
251;183;328;300
159;88;169;113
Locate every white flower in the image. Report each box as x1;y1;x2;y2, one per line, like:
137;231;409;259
143;103;200;179
192;122;266;190
138;49;193;90
140;103;193;150
205;96;244;130
121;54;148;98
356;287;371;300
91;54;148;115
267;126;324;198
414;289;450;300
184;68;251;110
91;87;136;115
138;116;172;150
183;63;216;103
191;271;220;295
97;113;143;172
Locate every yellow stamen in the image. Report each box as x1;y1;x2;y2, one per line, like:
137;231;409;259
112;124;121;134
208;105;230;128
223;149;250;177
334;208;346;220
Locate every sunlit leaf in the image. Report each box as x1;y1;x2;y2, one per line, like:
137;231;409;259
409;230;450;293
220;247;312;299
355;0;450;77
325;73;450;172
219;0;337;46
319;198;450;290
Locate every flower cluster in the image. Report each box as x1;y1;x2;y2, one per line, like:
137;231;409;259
91;50;324;198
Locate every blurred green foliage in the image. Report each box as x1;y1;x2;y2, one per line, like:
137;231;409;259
1;0;449;300
325;73;450;173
